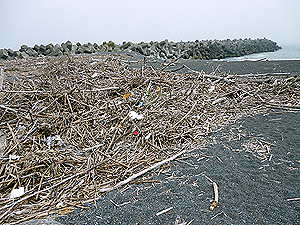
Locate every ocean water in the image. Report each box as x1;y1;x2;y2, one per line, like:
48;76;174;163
218;43;300;61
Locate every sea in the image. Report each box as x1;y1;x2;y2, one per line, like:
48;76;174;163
217;43;300;61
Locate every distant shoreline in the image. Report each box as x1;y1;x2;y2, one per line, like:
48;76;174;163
217;43;300;61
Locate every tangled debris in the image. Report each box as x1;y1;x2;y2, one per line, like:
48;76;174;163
0;54;299;224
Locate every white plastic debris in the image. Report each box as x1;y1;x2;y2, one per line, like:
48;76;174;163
47;135;63;146
9;155;21;160
208;86;215;93
10;187;25;199
56;201;64;208
145;133;152;140
91;72;99;78
13;208;29;215
212;97;226;105
90;61;98;66
129;111;144;120
18;125;27;131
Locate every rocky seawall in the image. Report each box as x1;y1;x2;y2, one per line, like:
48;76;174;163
0;38;281;61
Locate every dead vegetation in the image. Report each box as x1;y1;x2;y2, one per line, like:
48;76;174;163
0;54;299;224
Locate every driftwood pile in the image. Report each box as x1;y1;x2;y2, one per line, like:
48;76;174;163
0;54;299;224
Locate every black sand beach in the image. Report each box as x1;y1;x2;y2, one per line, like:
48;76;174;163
180;59;300;75
15;59;300;225
118;51;300;75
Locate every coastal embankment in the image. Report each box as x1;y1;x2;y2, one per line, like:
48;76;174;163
0;38;281;61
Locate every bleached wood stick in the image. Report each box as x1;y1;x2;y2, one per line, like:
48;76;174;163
182;64;234;83
156;207;173;216
235;72;291;77
0;90;50;93
0;104;18;113
287;197;300;201
267;103;300;109
99;150;186;192
172;101;197;129
0;68;4;90
210;181;219;210
161;54;182;71
81;87;119;92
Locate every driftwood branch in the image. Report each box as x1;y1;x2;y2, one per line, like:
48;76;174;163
172;101;197;129
210;182;219;210
266;103;300;111
182;64;235;83
161;54;183;71
203;174;219;210
99;150;186;192
235;72;291;78
80;87;120;92
0;68;4;90
287;197;300;201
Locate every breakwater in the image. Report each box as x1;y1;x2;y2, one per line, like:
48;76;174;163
0;38;281;61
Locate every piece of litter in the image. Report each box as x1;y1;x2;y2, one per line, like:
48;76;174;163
9;155;21;160
123;93;132;98
91;72;99;78
10;187;25;199
145;133;152;140
156;206;173;216
208;86;215;93
56;202;64;208
129;111;144;120
18;125;26;131
174;215;187;225
212;97;226;105
47;135;63;146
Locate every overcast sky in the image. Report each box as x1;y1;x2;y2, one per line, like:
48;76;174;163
0;0;299;50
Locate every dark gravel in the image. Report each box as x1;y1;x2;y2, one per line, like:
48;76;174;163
125;53;300;76
180;59;300;75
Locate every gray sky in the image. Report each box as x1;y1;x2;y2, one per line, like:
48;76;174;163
1;0;299;50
